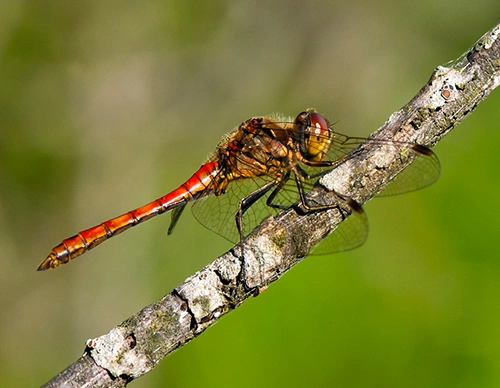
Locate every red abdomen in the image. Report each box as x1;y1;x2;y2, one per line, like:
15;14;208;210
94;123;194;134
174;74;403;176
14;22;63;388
38;161;220;270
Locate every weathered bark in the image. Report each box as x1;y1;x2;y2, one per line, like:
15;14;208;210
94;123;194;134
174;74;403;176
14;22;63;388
41;22;500;387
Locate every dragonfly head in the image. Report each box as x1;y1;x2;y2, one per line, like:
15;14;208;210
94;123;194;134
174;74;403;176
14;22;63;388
294;109;333;162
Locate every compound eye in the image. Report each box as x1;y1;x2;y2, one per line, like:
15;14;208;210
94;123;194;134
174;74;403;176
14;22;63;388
304;112;332;161
309;112;329;136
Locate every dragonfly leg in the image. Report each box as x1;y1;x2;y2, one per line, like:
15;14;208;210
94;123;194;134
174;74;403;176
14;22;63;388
265;171;291;211
296;155;355;180
234;177;291;282
293;165;362;215
236;180;278;242
298;152;354;179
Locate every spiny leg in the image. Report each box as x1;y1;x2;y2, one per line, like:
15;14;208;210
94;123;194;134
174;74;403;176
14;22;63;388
265;171;291;211
233;179;281;278
236;180;279;242
293;165;362;217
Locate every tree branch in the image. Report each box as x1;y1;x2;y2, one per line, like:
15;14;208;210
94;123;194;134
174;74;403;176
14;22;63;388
41;22;500;387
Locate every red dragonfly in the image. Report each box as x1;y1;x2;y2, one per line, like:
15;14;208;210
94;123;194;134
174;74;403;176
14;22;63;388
38;109;439;271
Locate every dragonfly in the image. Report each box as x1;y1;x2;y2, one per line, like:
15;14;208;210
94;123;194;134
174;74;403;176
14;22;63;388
37;108;440;271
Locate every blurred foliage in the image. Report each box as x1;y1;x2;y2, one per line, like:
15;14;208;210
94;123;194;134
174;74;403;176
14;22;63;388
0;1;499;387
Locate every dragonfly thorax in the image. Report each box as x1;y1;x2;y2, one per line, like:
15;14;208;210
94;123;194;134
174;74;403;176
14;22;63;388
214;117;295;179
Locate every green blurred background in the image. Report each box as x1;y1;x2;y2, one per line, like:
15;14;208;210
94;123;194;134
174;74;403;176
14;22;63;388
1;1;499;387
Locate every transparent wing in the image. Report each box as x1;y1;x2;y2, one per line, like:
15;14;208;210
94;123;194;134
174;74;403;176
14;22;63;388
191;115;440;255
191;175;302;243
377;146;440;196
309;130;441;197
310;208;369;255
192;171;369;256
